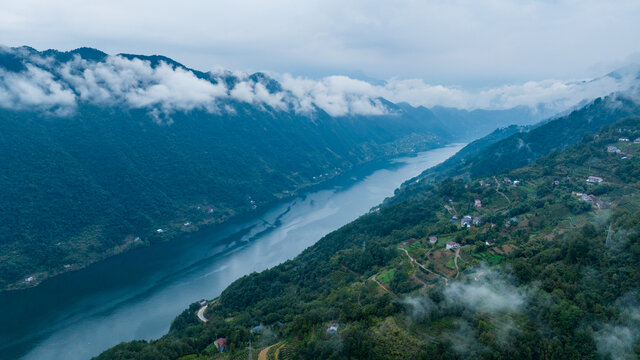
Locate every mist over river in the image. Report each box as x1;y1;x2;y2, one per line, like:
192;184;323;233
0;144;463;360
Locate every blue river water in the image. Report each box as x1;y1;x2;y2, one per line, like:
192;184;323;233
0;144;463;360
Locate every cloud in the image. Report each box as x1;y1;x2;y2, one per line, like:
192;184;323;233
594;292;640;360
0;63;75;111
0;49;638;119
444;268;527;314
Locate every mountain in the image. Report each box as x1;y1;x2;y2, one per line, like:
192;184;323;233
0;47;454;290
96;102;640;360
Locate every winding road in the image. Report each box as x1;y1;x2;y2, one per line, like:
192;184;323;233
196;304;208;322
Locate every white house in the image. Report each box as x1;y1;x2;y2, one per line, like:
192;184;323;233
446;242;461;250
586;176;603;184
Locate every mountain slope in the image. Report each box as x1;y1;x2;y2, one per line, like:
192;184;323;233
0;47;451;289
96;110;640;360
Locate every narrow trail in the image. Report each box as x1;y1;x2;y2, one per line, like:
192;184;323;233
258;342;280;360
196;304;208;322
399;247;448;286
369;274;394;294
493;176;511;204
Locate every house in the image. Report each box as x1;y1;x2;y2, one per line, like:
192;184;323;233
513;180;520;186
595;200;611;209
586;176;603;184
214;338;229;352
621;156;629;160
478;180;489;187
327;322;340;334
554;180;560;186
461;215;473;228
635;138;640;144
581;194;596;203
619;137;630;142
25;276;35;283
446;242;461;250
509;217;519;224
474;199;482;207
251;325;263;333
199;299;207;307
607;145;622;153
450;215;458;222
485;238;496;246
404;238;418;246
473;216;482;226
184;222;191;226
429;236;438;244
503;178;513;185
156;228;164;233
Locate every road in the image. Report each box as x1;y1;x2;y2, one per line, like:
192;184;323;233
454;248;461;279
494;176;511;204
196;304;208;322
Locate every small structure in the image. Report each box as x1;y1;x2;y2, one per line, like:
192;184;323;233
473;216;482;226
554;180;560;186
485;238;496;246
199;299;207;307
450;215;458;222
156;228;164;233
461;215;473;228
446;242;461;250
25;276;35;283
428;236;438;244
403;238;418;246
478;180;489;187
512;180;520;186
619;137;630;142
607;145;622;153
214;338;228;352
184;222;191;226
251;325;263;333
474;199;482;208
621;156;629;160
581;194;596;203
634;138;640;144
586;176;603;184
509;217;519;224
327;322;340;334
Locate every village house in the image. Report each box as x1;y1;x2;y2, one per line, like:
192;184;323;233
214;338;229;352
451;215;458;222
473;216;482;226
635;138;640;144
581;194;596;203
512;180;520;186
429;236;438;244
403;238;418;246
446;242;461;250
474;199;482;207
607;145;622;153
461;215;473;228
327;322;340;334
199;299;207;307
586;176;603;184
485;238;496;246
619;137;630;142
156;228;164;233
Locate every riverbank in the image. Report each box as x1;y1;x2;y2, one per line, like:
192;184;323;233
0;144;463;360
4;140;446;293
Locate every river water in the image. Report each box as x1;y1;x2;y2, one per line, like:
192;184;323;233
0;144;463;360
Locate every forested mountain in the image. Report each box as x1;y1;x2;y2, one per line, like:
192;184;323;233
0;46;547;290
408;94;640;186
96;102;640;359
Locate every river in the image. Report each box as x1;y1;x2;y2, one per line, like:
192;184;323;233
0;144;463;360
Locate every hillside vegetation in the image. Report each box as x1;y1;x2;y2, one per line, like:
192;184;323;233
96;108;640;358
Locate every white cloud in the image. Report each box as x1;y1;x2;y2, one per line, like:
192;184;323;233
594;293;640;360
0;50;638;118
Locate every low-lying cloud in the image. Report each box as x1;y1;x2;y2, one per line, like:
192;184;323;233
1;47;638;119
594;292;640;360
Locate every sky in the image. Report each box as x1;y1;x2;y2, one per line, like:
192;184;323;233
1;0;640;116
2;0;640;87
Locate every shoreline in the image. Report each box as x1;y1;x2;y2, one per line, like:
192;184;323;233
3;141;447;293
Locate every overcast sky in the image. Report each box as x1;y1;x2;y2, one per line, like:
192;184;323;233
2;0;640;88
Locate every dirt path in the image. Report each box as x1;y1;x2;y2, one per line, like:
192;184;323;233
493;176;511;204
196;304;208;322
258;343;277;360
399;247;448;286
369;274;394;294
